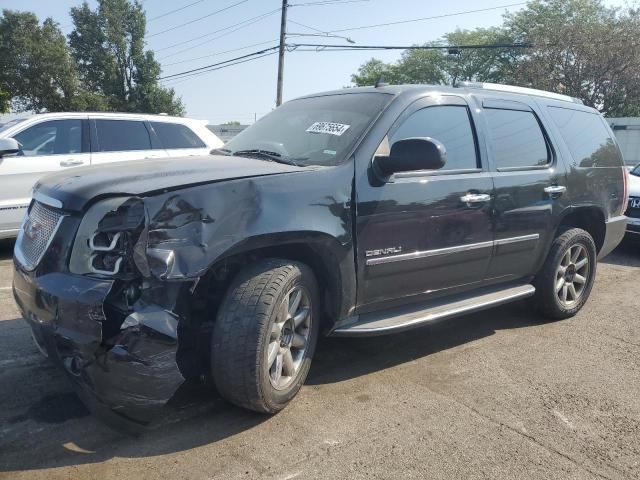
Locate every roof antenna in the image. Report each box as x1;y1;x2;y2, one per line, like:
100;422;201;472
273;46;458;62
375;75;388;88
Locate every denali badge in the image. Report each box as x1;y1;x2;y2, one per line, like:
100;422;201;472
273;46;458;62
366;246;403;257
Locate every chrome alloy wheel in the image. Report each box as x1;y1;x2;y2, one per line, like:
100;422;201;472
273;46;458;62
555;244;590;308
266;286;312;390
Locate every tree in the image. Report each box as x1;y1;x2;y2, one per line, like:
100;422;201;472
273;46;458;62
0;10;81;112
504;0;640;116
351;0;640;117
69;0;184;115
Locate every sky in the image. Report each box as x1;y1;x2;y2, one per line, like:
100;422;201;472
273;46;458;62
0;0;630;124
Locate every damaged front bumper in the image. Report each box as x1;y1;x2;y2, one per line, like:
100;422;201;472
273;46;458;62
13;263;186;423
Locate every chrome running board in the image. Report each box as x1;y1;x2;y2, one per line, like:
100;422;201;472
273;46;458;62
332;283;535;337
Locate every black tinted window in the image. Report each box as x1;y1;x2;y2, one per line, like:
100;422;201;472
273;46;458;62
95;120;151;152
548;107;621;168
390;105;478;170
151;122;206;149
13;120;82;156
485;109;549;169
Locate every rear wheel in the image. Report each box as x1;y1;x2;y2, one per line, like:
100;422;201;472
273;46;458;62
211;259;319;413
533;228;597;320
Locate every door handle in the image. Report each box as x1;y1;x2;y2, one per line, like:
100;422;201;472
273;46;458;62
544;185;566;198
60;159;84;167
460;193;491;207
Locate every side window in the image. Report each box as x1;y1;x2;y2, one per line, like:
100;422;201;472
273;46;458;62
484;108;549;169
548;107;622;167
151;122;206;149
12;120;82;157
387;105;478;171
94;120;152;152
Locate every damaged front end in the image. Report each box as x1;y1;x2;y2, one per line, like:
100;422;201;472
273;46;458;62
13;195;194;423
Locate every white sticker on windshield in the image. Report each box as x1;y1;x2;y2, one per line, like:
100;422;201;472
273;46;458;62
306;122;350;136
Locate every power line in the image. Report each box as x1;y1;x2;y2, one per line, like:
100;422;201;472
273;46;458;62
290;0;370;6
163;39;279;67
147;0;248;38
287;42;533;51
325;3;526;34
288;19;328;34
155;8;281;57
159;46;280;80
148;0;206;22
161;51;278;85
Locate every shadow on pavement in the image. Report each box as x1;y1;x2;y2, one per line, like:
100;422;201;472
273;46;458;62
0;301;539;474
600;239;640;267
0;243;636;473
0;238;14;261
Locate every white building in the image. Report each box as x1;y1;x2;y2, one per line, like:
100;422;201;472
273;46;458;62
607;117;640;167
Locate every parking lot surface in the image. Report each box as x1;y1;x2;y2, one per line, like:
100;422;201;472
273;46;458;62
0;238;638;480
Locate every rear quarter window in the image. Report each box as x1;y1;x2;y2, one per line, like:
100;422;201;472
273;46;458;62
151;122;206;149
548;107;623;168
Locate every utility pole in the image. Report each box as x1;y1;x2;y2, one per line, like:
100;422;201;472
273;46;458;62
276;0;288;107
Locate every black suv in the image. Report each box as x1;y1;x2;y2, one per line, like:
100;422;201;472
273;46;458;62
11;83;628;421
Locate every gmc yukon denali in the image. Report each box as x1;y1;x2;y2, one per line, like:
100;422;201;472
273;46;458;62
11;83;628;422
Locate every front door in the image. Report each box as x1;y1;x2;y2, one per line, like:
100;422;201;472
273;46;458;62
355;96;495;311
0;118;89;234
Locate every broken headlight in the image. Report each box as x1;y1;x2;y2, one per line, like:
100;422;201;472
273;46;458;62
69;197;146;277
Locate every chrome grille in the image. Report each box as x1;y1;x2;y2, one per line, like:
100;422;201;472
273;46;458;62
16;201;65;270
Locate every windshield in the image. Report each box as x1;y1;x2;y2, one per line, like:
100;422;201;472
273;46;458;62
224;93;392;167
632;164;640;176
0;118;28;135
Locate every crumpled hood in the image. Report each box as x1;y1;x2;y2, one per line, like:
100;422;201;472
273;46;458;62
629;171;640;197
34;154;307;211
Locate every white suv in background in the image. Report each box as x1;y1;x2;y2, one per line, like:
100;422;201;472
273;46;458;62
0;112;223;239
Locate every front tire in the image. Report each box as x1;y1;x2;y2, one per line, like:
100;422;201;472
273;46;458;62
533;228;597;320
211;259;319;413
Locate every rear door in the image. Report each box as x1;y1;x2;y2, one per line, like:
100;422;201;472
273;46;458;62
355;95;495;310
478;97;566;281
0;118;89;234
89;118;167;165
149;121;211;157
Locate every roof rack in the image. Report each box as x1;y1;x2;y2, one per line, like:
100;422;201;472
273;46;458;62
457;81;583;105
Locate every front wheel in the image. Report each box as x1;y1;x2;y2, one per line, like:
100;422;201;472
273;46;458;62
211;259;319;413
533;228;597;320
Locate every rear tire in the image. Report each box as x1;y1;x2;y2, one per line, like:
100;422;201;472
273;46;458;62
533;228;597;320
211;259;319;413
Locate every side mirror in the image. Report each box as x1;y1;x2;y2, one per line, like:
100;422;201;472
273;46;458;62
0;138;19;157
375;137;447;176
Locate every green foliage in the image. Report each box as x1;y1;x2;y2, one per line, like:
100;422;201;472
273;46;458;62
224;121;241;125
69;0;184;115
0;0;183;115
0;10;81;112
352;0;640;116
504;0;640;116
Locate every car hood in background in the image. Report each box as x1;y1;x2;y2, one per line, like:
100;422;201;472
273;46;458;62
34;155;308;211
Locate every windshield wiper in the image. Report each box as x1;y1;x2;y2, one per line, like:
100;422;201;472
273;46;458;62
210;147;232;155
232;149;301;166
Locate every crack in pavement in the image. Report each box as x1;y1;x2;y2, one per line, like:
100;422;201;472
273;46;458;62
420;384;621;480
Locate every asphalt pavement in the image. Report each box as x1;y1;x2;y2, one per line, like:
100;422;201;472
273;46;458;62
0;238;639;480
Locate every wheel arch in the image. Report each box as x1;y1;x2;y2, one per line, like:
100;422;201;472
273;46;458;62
195;231;356;332
555;206;606;253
